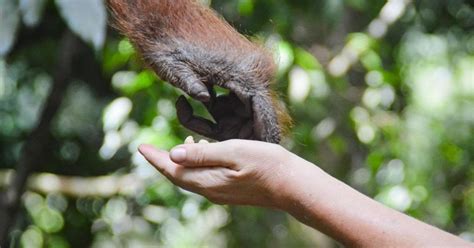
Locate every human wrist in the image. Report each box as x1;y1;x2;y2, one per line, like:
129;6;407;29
270;154;327;212
259;147;298;210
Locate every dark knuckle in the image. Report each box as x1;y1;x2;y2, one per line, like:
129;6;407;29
207;196;224;205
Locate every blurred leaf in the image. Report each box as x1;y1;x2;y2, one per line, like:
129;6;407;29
103;40;134;74
48;235;70;248
288;67;311;104
323;0;344;22
55;0;106;50
21;226;44;248
34;207;65;233
238;0;254;16
366;151;384;172
135;128;181;151
145;181;179;205
114;70;155;95
102;97;133;132
344;0;367;11
294;48;322;70
347;33;375;55
361;50;382;70
0;0;20;57
118;39;135;56
375;185;412;211
328;135;347;155
276;40;294;75
19;0;47;27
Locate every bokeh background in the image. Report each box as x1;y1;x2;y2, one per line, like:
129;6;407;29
0;0;473;247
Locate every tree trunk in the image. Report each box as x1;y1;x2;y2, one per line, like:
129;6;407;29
0;31;80;246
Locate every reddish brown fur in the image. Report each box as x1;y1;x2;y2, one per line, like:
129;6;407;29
107;0;291;142
109;1;251;47
108;0;275;82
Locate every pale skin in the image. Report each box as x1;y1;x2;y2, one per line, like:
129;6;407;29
138;138;473;247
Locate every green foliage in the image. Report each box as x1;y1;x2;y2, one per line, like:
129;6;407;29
0;0;473;247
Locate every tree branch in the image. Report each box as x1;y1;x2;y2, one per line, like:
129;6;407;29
0;31;80;246
0;170;146;198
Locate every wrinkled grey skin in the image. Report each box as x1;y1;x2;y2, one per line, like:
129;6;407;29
108;0;283;143
176;90;255;141
147;43;282;143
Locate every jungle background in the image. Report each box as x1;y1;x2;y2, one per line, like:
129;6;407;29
0;0;473;247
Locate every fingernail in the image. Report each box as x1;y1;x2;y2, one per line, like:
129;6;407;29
184;136;195;144
196;92;210;102
170;148;187;162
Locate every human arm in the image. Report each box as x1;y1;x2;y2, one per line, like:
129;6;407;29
138;139;472;247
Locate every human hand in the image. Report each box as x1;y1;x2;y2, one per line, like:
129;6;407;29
139;138;474;248
138;138;294;208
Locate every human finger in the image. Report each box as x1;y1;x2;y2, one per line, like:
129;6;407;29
138;144;183;180
184;136;195;144
169;141;240;169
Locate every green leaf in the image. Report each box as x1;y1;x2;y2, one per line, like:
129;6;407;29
295;48;322;70
0;0;20;56
55;0;106;50
276;41;294;75
20;226;44;248
345;0;367;10
103;40;135;74
34;207;65;233
361;50;382;70
347;33;375;55
19;0;47;27
113;70;155;95
238;0;254;16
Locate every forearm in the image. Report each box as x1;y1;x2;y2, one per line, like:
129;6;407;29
278;157;471;247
